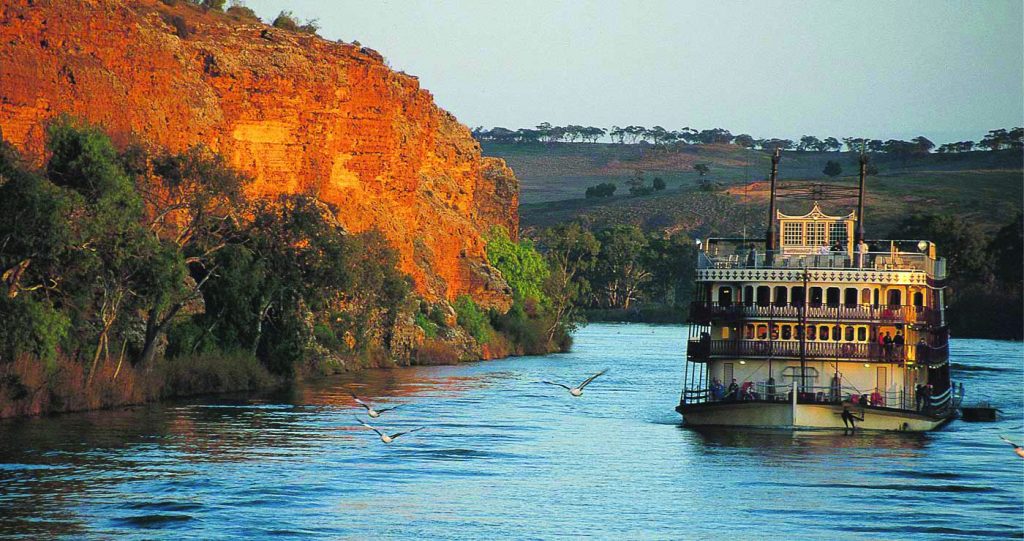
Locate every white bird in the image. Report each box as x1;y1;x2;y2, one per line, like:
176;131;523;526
541;369;608;397
355;417;424;444
350;392;400;418
999;436;1024;459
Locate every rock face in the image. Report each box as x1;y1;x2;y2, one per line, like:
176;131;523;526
0;0;517;308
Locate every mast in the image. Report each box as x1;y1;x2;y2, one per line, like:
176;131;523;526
765;148;781;254
854;152;867;245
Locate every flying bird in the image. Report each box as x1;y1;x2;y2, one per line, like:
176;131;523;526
355;417;424;444
541;369;608;397
350;392;400;418
999;436;1024;458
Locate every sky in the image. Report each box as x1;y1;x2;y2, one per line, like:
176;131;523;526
245;1;1023;144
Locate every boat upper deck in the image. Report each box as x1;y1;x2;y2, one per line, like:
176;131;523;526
697;238;947;281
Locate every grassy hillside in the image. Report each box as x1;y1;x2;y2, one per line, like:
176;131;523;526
483;142;1023;237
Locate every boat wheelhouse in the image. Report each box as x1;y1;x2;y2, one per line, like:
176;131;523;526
676;151;962;431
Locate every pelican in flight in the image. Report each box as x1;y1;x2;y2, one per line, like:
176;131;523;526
999;436;1024;458
355;417;424;444
350;392;400;418
541;369;608;397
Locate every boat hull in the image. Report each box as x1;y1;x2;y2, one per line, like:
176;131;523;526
677;401;950;432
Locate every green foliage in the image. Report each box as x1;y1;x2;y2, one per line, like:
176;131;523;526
272;10;320;34
454;295;492;343
652;177;666;191
989;213;1023;286
585;182;616;198
823;160;842;177
0;296;69;367
486;227;550;304
414;312;439;339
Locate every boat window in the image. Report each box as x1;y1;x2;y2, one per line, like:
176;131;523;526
783;222;803;246
833;326;841;341
774;286;788;307
719;286;733;306
819;325;830;341
829;222;848;247
757;325;768;339
913;292;924;307
791;287;806;306
781;366;819;385
861;288;871;305
857;327;867;341
806;325;816;340
844;288;858;307
810;287;823;307
756;286;771;307
744;324;754;339
845;326;854;341
770;324;779;340
826;287;841;307
887;289;902;307
743;286;754;307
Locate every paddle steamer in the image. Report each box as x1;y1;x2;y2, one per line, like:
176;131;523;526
677;150;962;431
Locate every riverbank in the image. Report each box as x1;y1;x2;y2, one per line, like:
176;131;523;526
0;345;532;419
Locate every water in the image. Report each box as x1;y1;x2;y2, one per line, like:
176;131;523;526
0;323;1021;540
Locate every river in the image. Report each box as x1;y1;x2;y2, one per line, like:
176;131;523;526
0;323;1021;539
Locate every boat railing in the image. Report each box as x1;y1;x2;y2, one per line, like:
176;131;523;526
690;302;940;325
682;380;962;414
687;339;948;363
698;243;946;280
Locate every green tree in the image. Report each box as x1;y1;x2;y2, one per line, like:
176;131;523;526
486;227;549;304
652;177;666;191
589;225;651;309
822;160;842;177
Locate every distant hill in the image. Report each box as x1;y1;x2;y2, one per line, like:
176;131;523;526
483;141;1023;237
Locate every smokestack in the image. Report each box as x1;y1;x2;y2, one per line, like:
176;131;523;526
765;148;781;251
855;152;867;244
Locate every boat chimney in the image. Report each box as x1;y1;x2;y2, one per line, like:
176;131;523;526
855;152;867;244
765;148;781;252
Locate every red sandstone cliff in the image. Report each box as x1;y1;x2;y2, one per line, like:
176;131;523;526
0;0;517;308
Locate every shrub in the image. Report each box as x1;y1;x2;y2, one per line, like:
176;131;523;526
272;11;319;35
226;3;260;22
414;312;439;339
585;182;616;198
454;295;492;343
155;350;275;398
414;338;461;365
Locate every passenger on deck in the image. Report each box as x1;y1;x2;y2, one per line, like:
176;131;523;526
741;382;757;401
710;378;724;401
893;331;905;358
915;383;925;411
726;379;739;401
883;332;894;359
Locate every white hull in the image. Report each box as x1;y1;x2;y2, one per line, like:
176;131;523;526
678;401;949;432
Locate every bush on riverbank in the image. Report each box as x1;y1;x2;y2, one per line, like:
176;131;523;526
0;348;277;418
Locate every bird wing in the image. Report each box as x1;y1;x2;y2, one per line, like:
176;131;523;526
355;417;384;437
541;381;571;390
350;392;372;410
375;405;401;414
578;369;608;389
1000;435;1021;449
391;427;425;439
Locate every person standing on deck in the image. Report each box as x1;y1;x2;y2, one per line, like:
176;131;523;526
856;239;868;268
893;331;905;360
